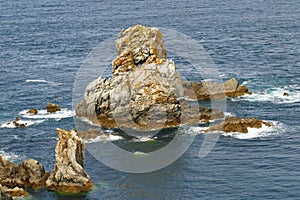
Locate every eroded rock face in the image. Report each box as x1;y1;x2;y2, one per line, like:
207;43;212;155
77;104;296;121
205;117;271;133
0;157;49;189
76;25;249;131
0;185;28;199
46;102;61;113
0;157;48;199
46;128;93;194
113;24;166;74
76;25;190;131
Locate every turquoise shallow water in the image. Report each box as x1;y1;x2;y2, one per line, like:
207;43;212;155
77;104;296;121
0;0;299;199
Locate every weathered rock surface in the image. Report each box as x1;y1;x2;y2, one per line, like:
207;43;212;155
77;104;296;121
205;117;271;133
46;128;93;194
27;108;38;115
0;157;48;199
46;102;61;113
183;78;250;100
76;25;231;131
0;184;28;200
0;157;49;189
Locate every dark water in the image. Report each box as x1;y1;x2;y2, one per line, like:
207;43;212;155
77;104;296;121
0;0;299;199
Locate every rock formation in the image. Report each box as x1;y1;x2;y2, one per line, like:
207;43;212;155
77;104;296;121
46;128;93;194
76;25;235;131
184;78;251;100
0;157;49;199
0;157;49;189
0;185;28;200
12;118;26;128
27;108;38;115
46;102;61;113
205;117;271;133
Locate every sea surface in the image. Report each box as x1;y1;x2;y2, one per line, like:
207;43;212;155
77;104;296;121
0;0;299;199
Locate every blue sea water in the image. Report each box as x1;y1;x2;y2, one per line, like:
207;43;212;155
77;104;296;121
0;0;299;199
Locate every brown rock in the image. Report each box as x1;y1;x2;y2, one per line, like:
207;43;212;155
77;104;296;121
0;157;49;189
283;92;289;96
77;129;103;140
205;117;271;133
27;108;38;115
75;25;246;132
0;185;29;199
12;118;27;128
46;129;93;194
184;78;250;100
46;103;61;113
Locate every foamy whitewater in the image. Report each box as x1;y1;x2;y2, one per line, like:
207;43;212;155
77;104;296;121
0;150;19;162
84;134;123;143
19;109;75;120
0;109;74;128
25;79;61;86
238;85;300;104
185;121;284;140
0;119;45;128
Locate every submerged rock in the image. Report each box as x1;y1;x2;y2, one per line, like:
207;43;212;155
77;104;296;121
283;92;289;96
46;102;61;113
46;128;93;194
205;117;271;133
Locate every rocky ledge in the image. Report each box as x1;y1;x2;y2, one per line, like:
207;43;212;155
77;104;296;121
76;25;251;131
205;117;271;133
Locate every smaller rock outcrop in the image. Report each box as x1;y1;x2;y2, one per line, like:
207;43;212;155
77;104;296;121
0;157;49;189
46;103;61;113
0;157;48;199
205;117;271;133
184;78;251;100
27;108;38;115
46;128;93;194
283;92;289;96
12;118;26;128
0;185;28;200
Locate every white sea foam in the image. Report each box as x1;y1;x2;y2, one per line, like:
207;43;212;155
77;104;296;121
84;134;123;143
133;136;155;142
0;150;19;161
25;79;61;86
224;112;234;117
133;151;148;157
242;80;252;85
19;109;75;121
239;86;300;104
0;119;45;128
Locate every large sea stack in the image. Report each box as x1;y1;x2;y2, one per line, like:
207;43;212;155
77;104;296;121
76;25;249;131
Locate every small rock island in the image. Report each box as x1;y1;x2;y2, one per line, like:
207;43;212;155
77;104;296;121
76;24;267;132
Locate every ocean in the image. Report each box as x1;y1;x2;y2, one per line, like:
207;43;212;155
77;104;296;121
0;0;299;199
